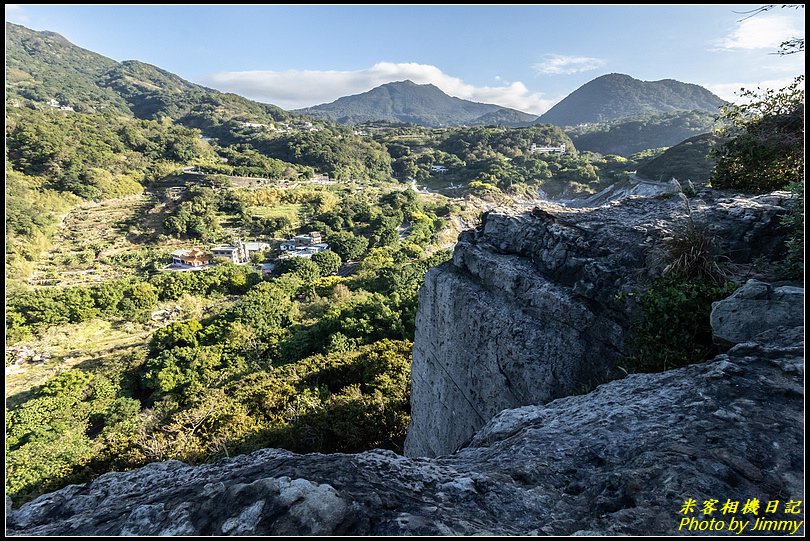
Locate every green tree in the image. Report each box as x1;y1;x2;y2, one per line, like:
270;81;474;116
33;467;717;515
151;320;203;353
326;231;369;261
144;345;226;397
275;257;322;284
710;76;804;192
311;251;342;276
224;282;294;340
129;282;159;310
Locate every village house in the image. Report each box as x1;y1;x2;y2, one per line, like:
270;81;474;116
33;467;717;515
430;165;449;174
211;241;270;264
530;143;566;155
211;245;244;263
280;231;322;251
170;248;211;268
278;232;329;258
242;241;270;259
285;243;329;259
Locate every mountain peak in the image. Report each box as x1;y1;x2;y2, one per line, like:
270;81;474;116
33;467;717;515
595;73;636;81
295;81;536;127
538;74;725;126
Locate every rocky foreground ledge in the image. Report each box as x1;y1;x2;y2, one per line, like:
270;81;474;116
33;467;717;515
8;323;803;535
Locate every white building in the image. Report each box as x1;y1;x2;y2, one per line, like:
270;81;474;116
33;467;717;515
211;241;270;264
212;245;245;264
430;165;449;174
279;232;328;258
285;243;329;259
242;241;270;258
280;232;323;251
530;143;566;155
279;240;298;252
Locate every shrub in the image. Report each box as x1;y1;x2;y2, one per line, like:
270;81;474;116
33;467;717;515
623;278;736;373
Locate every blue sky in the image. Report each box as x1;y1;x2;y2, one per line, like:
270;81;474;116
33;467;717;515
6;4;805;113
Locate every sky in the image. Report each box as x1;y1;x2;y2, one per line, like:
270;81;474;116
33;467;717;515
5;4;805;114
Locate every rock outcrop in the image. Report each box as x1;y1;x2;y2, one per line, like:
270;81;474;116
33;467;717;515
711;279;804;346
8;324;804;536
407;191;790;457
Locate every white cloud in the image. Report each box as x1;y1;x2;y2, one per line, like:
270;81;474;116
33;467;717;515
532;54;606;75
715;14;802;50
202;62;558;114
6;5;29;23
703;76;803;103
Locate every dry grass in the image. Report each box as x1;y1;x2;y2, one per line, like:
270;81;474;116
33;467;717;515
662;220;730;283
5;319;150;407
646;194;732;284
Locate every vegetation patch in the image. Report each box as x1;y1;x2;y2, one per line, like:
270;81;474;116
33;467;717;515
248;204;302;230
622;278;735;373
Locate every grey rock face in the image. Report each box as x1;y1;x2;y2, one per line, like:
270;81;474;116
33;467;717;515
8;327;804;536
407;192;790;457
711;279;804;346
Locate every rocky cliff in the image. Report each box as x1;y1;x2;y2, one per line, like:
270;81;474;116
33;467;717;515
406;191;790;457
8;323;804;535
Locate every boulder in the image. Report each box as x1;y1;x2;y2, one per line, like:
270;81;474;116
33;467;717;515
711;279;804;346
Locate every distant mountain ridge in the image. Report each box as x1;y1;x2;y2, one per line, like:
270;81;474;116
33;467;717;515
295;80;538;127
537;73;725;126
6;22;726;143
5;22;290;129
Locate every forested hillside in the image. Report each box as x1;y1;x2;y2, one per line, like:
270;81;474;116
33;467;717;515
6;22;289;126
635;133;719;183
566;110;717;156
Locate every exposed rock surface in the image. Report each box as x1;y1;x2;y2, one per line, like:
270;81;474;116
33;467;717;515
407;191;790;457
711;279;804;346
563;176;682;208
8;325;804;536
